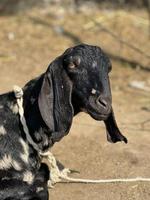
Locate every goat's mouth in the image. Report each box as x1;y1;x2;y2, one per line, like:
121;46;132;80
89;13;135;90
87;109;110;121
85;96;112;121
85;104;111;120
81;107;109;120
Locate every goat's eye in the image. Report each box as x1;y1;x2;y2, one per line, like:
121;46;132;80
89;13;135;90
68;62;76;69
64;55;81;70
67;57;81;69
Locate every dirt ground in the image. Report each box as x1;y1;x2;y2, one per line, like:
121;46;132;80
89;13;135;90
0;5;150;200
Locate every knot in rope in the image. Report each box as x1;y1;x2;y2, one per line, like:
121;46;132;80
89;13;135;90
13;85;23;99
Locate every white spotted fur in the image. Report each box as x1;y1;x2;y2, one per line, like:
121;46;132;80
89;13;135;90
23;171;34;184
9;103;18;114
91;88;96;94
0;125;6;135
36;187;44;192
19;138;29;164
0;105;3;109
0;154;22;170
92;61;97;68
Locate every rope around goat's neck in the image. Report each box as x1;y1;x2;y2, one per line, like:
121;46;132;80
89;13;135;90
13;85;150;185
13;85;42;153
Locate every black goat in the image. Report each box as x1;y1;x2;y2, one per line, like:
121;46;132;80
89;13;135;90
0;44;127;199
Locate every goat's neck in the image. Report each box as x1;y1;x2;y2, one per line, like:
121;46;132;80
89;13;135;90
23;75;52;151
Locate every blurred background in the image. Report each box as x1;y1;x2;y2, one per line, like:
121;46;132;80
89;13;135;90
0;1;150;200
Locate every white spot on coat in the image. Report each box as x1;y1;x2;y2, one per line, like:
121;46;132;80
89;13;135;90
0;105;3;109
92;61;97;68
23;171;34;184
12;160;22;171
19;138;29;164
0;126;6;135
0;155;12;170
0;154;22;170
9;103;18;114
91;88;97;94
36;187;44;192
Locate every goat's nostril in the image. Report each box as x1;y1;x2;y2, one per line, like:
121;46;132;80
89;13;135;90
97;97;108;108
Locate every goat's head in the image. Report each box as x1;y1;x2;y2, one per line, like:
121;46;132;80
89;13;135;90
38;44;127;144
63;44;112;120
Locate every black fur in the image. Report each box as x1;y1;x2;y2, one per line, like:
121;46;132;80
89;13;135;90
0;44;127;199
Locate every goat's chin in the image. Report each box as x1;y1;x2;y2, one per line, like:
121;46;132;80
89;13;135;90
85;109;109;121
81;103;111;121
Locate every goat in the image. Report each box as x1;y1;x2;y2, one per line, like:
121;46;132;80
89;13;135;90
0;44;127;199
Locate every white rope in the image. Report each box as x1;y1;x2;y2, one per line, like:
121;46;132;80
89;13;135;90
13;85;41;153
13;85;150;186
57;177;150;184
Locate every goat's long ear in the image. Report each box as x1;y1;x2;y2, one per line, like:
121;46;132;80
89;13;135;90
38;57;73;142
104;110;128;144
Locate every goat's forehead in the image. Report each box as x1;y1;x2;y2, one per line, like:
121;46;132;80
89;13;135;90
63;45;111;71
68;46;110;64
72;45;101;56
